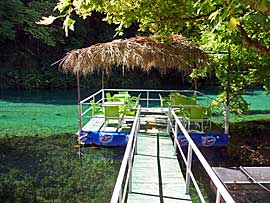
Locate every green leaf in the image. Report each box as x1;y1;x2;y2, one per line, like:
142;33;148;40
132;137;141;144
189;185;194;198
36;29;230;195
36;16;58;25
63;16;75;36
208;9;220;22
56;0;71;13
229;17;240;30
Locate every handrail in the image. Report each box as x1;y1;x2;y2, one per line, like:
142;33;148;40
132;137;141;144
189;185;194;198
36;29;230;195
104;88;212;108
80;89;103;104
169;109;235;203
110;105;141;203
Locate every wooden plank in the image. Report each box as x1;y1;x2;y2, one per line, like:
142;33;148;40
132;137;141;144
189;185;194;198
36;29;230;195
127;132;192;203
82;116;105;132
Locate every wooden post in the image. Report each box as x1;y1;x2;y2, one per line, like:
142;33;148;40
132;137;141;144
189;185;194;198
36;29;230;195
77;73;82;131
225;47;231;134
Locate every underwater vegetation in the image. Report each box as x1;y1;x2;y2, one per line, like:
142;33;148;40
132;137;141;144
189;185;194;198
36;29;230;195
0;133;122;203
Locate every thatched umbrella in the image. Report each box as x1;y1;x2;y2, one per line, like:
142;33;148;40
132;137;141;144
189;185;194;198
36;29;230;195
58;35;208;131
60;35;208;76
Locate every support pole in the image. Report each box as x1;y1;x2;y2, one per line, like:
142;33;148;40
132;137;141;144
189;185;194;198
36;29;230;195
185;143;193;194
102;71;105;104
77;73;82;131
102;71;104;89
225;47;231;134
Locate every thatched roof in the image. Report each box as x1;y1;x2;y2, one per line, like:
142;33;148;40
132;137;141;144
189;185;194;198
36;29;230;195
60;35;208;76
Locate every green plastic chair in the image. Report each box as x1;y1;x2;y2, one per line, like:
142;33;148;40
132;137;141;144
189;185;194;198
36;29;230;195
90;100;104;116
124;93;141;116
118;91;129;94
159;94;170;107
127;93;141;105
106;92;113;102
188;105;211;131
176;95;196;105
104;105;123;128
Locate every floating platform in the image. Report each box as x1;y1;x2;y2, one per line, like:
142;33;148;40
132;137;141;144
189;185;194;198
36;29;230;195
78;110;228;147
177;123;229;147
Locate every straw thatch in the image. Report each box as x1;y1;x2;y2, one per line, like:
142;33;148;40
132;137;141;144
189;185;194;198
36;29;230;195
60;35;208;76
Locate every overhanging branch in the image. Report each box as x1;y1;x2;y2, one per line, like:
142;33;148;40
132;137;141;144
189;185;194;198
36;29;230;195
238;25;270;56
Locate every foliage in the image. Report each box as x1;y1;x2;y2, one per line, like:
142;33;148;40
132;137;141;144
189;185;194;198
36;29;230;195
0;0;24;41
40;0;270;55
198;28;270;115
36;0;270;116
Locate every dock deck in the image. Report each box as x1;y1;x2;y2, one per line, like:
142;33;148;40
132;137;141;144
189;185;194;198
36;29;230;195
127;112;192;203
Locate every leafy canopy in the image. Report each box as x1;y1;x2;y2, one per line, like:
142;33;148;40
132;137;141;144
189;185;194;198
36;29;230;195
38;0;270;56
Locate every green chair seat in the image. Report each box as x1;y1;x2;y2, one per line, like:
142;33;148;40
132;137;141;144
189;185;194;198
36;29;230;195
106;92;113;102
90;100;104;116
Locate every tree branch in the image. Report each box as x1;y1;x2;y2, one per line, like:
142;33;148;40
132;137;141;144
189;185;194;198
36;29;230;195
238;25;270;56
249;2;270;16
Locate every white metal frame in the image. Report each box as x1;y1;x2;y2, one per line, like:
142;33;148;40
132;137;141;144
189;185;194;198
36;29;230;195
78;88;213;132
110;105;141;203
168;108;235;203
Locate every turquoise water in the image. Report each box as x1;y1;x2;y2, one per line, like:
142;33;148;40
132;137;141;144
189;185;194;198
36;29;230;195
0;89;124;203
0;88;269;203
1;88;270;136
0;89;94;136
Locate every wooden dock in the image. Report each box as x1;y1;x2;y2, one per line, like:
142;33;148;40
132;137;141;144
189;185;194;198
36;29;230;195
127;112;192;203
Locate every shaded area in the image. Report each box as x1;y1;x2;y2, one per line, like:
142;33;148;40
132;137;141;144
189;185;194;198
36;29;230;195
0;133;124;203
186;120;270;203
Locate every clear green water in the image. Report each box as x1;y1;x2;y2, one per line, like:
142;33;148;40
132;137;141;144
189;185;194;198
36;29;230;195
0;89;93;136
1;87;270;136
0;88;269;203
0;89;123;203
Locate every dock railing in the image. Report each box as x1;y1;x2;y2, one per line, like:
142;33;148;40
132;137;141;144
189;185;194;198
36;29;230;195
78;88;212;132
104;88;213;108
78;89;103;131
110;105;141;203
168;108;235;203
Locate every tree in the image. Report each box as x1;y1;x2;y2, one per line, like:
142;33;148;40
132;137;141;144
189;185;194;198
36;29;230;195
38;0;270;55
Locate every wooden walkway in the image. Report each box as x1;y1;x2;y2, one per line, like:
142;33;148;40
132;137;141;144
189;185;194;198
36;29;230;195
127;113;192;203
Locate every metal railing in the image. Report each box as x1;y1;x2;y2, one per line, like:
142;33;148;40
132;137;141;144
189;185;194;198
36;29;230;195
77;88;213;132
77;89;103;131
168;108;235;203
110;105;141;203
104;88;213;107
